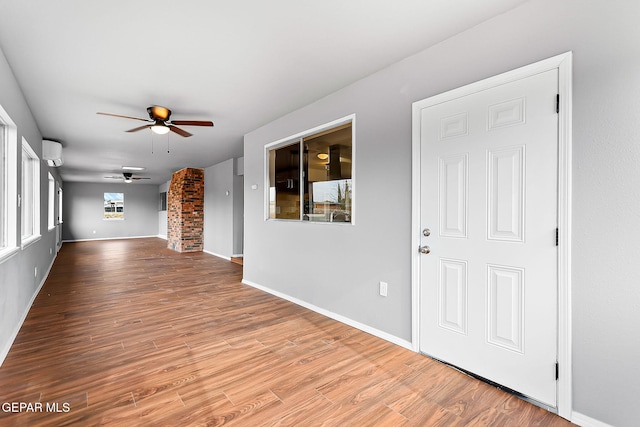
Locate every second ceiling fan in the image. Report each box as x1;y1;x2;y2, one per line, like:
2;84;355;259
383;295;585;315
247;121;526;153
97;105;213;137
104;172;150;183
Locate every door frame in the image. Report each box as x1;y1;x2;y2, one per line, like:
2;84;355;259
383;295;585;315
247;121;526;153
410;52;572;419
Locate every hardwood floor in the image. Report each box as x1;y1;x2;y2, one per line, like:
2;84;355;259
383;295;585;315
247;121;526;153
0;238;574;426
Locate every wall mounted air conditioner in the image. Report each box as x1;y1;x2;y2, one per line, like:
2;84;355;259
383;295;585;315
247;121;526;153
42;140;63;167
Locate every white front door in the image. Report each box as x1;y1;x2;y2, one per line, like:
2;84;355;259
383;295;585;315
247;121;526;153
418;69;559;406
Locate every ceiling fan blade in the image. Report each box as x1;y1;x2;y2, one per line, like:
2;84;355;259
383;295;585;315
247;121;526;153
170;120;214;127
169;126;192;137
97;112;150;122
104;176;123;179
126;124;152;133
132;177;151;180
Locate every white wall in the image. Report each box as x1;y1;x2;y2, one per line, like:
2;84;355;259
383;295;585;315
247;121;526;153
203;158;244;259
233;157;244;256
62;182;159;241
244;1;640;426
0;46;62;365
158;181;169;239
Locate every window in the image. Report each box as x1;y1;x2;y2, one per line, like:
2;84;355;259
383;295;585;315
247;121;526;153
21;138;40;246
48;173;55;230
104;192;124;220
57;187;63;224
0;119;6;249
159;191;167;211
0;105;17;260
267;117;354;223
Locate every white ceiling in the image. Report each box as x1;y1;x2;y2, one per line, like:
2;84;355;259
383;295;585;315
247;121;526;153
0;0;527;184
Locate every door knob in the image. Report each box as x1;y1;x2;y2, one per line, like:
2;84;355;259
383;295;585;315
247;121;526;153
419;245;431;254
423;228;431;237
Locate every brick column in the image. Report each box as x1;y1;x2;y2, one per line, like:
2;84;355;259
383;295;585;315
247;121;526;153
167;168;204;252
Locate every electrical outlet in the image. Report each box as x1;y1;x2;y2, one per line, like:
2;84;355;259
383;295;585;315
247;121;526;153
379;281;388;297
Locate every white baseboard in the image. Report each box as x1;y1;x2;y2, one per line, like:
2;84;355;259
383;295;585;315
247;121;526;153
62;235;159;243
241;279;413;351
204;250;231;261
0;251;57;367
571;411;613;427
157;234;167;240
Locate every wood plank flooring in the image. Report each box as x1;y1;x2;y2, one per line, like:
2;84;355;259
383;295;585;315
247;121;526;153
0;238;574;426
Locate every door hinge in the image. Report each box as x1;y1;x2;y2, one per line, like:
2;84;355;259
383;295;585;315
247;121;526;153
556;94;560;113
556;228;559;246
555;362;559;380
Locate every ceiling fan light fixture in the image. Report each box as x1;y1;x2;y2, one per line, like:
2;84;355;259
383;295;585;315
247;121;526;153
151;124;170;135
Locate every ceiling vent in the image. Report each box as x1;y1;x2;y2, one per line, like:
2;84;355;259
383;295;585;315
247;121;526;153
42;140;63;167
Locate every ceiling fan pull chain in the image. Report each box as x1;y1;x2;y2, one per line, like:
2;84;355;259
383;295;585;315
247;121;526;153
167;133;170;154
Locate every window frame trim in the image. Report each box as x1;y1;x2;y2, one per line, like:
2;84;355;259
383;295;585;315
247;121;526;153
0;104;18;263
20;137;41;248
263;114;356;224
48;172;56;231
57;186;63;224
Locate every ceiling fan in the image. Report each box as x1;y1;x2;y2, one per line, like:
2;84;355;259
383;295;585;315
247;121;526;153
97;105;213;137
104;172;151;183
